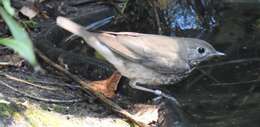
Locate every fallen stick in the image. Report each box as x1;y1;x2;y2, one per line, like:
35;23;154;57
35;48;149;127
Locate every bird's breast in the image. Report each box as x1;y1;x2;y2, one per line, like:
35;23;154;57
119;60;187;85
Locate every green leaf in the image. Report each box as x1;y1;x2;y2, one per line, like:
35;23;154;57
0;0;15;16
0;38;36;66
21;20;38;29
0;6;38;67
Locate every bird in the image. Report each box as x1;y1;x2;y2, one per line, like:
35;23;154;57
56;16;225;104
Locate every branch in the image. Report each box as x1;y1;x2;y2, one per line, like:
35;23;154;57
35;48;149;127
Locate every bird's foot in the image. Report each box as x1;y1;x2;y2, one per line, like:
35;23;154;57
154;90;181;106
129;81;181;106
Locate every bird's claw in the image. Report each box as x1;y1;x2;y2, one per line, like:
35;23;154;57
161;92;181;106
153;89;181;106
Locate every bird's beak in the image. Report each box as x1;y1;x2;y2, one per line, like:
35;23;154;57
213;51;225;56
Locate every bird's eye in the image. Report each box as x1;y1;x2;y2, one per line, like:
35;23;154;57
198;47;205;54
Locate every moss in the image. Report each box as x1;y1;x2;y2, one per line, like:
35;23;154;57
0;100;133;127
0;101;16;118
0;99;32;126
52;104;68;113
40;103;68;113
24;105;75;127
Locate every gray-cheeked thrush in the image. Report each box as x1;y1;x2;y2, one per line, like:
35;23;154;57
57;17;225;105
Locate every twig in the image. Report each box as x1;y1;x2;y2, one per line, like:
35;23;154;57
211;79;260;86
0;72;58;91
0;62;13;66
35;48;149;127
185;73;204;90
186;59;260;90
197;58;260;69
121;0;129;14
33;80;81;89
197;69;220;83
0;80;84;103
185;68;215;90
148;0;163;34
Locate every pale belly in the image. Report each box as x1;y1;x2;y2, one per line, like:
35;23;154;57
116;60;186;85
103;52;188;85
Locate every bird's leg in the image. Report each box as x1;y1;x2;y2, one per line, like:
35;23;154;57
129;80;181;106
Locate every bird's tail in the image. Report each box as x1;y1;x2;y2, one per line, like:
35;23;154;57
56;16;125;70
56;16;91;38
56;16;105;52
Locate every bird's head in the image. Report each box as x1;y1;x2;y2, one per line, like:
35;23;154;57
179;38;225;67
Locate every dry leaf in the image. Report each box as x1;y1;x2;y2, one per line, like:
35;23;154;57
20;6;38;19
133;104;159;124
88;72;121;98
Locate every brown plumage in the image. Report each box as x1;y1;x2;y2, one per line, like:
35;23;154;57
57;17;225;104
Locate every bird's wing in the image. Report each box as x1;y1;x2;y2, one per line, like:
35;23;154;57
95;32;191;74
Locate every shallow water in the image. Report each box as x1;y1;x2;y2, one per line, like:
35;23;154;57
170;1;260;127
